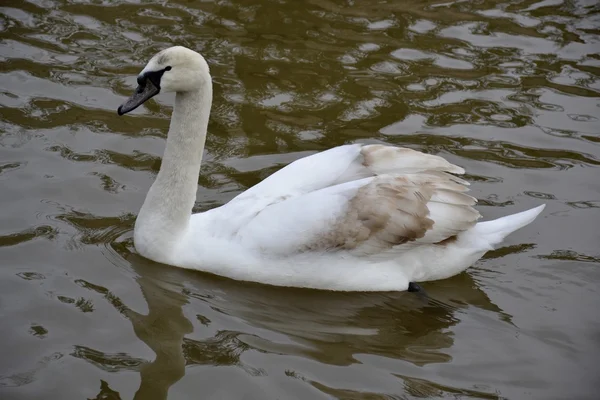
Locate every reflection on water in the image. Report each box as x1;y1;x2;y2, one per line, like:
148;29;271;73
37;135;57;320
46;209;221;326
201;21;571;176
72;249;192;400
1;0;600;398
79;236;510;400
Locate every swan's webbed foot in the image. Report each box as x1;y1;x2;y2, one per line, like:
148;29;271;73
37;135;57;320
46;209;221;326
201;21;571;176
407;282;429;302
408;282;424;293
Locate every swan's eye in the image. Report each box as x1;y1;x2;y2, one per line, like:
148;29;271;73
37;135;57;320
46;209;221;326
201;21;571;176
165;66;172;71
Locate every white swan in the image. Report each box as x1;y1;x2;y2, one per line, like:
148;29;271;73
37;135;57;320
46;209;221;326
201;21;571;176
117;46;545;292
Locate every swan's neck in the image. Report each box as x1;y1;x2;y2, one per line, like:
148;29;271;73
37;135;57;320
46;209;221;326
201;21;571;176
135;86;212;259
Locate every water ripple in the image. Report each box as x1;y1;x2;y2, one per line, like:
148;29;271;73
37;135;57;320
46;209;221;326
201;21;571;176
1;0;599;399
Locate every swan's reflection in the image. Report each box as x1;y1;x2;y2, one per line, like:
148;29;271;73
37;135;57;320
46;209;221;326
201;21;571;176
178;267;509;367
80;250;193;400
125;260;193;400
85;237;511;399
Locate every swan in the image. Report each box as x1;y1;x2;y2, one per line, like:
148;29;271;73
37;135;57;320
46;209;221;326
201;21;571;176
117;46;545;292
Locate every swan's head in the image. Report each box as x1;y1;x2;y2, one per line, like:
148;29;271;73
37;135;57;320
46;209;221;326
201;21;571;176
117;46;210;115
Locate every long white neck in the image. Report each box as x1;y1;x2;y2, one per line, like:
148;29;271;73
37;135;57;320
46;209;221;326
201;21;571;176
134;84;212;261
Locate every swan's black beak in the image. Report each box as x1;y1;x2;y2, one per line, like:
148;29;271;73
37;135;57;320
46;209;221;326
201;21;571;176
117;78;160;116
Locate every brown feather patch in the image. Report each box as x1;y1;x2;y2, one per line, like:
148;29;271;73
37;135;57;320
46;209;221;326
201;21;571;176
302;176;436;254
298;145;478;255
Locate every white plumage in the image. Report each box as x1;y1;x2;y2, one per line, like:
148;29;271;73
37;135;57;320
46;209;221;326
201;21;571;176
118;46;545;291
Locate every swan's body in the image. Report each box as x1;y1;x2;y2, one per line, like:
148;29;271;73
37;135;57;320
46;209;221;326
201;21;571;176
118;46;545;291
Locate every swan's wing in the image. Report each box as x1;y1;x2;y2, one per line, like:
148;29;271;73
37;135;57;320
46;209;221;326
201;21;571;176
202;143;472;241
235;170;480;257
230;143;464;201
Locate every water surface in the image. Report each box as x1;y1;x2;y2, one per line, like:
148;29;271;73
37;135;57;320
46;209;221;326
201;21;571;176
1;0;600;399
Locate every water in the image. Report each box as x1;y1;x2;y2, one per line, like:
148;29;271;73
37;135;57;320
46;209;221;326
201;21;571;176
1;0;599;398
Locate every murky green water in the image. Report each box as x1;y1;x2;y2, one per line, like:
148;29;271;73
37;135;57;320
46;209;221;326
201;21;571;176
1;0;599;398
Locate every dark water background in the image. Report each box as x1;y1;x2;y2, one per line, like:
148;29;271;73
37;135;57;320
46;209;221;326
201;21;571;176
1;0;599;399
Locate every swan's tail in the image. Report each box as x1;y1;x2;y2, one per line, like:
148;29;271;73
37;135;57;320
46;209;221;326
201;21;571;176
465;204;546;248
